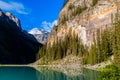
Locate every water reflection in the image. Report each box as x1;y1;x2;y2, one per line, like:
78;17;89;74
36;68;82;80
36;67;99;80
0;66;99;80
82;68;99;80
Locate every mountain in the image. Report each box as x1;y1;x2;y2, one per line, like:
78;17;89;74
0;9;42;64
36;0;120;66
29;28;49;43
47;0;118;46
5;12;21;29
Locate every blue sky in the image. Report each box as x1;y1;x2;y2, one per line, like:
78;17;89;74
0;0;64;31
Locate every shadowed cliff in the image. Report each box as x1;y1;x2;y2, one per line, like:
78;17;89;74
0;10;42;64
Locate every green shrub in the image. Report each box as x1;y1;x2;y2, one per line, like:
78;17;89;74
99;65;120;80
72;6;87;16
91;0;98;7
61;15;68;24
68;4;74;11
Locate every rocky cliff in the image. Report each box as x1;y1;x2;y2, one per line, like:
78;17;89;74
47;0;120;47
0;10;42;64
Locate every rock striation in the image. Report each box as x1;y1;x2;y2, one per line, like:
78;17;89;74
47;0;120;47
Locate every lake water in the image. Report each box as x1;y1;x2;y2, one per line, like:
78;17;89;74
0;66;100;80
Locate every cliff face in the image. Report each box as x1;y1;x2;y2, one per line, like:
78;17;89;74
47;0;120;46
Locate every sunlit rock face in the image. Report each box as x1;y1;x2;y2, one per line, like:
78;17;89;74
76;25;87;45
0;10;42;64
29;28;49;44
5;12;21;28
47;0;120;47
0;9;3;16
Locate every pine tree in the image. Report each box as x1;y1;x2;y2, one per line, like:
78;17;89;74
101;28;113;61
113;19;120;66
96;29;103;63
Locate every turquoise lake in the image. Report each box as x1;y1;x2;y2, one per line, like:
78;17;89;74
0;66;99;80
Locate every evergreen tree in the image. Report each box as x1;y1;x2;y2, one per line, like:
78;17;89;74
112;19;120;66
96;29;103;63
89;36;98;65
101;28;113;61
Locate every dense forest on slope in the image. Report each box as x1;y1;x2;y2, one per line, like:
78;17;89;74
37;15;120;67
37;30;86;64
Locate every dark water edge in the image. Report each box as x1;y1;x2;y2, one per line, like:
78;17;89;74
0;66;102;80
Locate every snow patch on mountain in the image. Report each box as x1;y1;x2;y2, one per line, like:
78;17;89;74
28;28;49;43
29;28;43;34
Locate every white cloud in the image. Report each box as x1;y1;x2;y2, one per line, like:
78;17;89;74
41;20;58;32
0;0;28;14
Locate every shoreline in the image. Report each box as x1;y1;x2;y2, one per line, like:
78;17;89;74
0;61;112;77
0;55;112;74
0;60;112;69
0;64;32;67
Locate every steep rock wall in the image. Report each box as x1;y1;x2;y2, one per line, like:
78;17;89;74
47;0;120;47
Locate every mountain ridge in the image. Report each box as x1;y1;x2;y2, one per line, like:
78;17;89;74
0;9;42;64
36;0;120;67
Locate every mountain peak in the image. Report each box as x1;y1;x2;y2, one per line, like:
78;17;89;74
5;12;21;28
29;28;43;35
5;12;12;16
29;28;49;43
